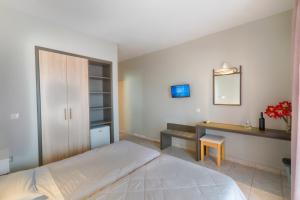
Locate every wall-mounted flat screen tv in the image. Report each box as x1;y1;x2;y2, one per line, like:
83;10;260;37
171;84;190;98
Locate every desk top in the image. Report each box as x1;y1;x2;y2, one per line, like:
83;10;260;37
196;122;291;141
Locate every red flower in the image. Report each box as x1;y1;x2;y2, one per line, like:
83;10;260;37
265;106;279;119
279;101;292;117
265;101;292;119
275;104;284;116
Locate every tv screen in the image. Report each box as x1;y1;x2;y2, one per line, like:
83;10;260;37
171;84;190;98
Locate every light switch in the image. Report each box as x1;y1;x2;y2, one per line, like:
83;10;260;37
10;113;20;120
196;108;201;113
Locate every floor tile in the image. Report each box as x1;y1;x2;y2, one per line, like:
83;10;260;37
237;181;252;200
202;156;235;175
252;169;282;196
227;163;255;186
249;188;283;200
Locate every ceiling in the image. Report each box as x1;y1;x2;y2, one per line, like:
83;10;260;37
1;0;293;61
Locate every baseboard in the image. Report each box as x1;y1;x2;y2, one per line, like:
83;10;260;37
122;132;286;176
121;131;159;143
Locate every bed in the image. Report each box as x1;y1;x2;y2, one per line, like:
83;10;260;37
0;141;246;200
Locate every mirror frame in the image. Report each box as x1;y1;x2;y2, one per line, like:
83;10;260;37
213;66;242;106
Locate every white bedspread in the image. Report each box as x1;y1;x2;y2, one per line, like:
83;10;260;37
1;141;246;200
44;141;160;200
87;154;246;200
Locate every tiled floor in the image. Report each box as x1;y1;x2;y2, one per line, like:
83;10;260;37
121;134;291;200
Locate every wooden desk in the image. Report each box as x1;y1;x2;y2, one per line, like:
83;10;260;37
160;123;205;161
196;122;291;141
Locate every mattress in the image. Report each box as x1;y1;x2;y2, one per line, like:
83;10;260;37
0;141;246;200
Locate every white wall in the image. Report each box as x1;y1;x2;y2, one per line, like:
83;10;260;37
119;11;292;172
0;7;119;171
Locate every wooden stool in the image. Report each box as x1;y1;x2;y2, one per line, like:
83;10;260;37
200;134;225;167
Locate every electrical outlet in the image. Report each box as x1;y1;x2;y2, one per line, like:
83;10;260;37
10;113;19;120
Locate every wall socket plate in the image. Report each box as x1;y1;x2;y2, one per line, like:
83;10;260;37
10;113;20;120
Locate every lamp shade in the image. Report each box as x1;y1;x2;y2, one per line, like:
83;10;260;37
214;62;239;75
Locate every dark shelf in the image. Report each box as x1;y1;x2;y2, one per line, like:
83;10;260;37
89;76;111;80
89;91;111;94
197;122;291;141
90;120;112;128
90;106;112;110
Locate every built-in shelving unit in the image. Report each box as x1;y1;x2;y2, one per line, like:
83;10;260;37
89;106;112;110
90;120;112;128
89;91;111;94
88;60;113;142
89;76;111;80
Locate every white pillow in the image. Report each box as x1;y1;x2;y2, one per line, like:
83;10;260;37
0;169;45;200
6;193;48;200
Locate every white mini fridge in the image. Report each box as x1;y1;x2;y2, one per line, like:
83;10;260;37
90;126;110;149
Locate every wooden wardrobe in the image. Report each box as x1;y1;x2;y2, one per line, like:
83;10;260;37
38;50;89;164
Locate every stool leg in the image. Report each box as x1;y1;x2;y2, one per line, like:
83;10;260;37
221;143;225;160
217;144;221;167
206;146;209;157
201;142;204;161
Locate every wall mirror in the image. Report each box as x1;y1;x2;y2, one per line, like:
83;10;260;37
213;63;241;105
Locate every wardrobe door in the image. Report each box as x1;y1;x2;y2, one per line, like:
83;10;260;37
39;50;69;164
66;55;90;156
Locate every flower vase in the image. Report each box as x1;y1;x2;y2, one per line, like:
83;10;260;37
285;117;291;133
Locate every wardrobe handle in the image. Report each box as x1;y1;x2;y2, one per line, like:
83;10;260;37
64;108;67;120
69;108;72;120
